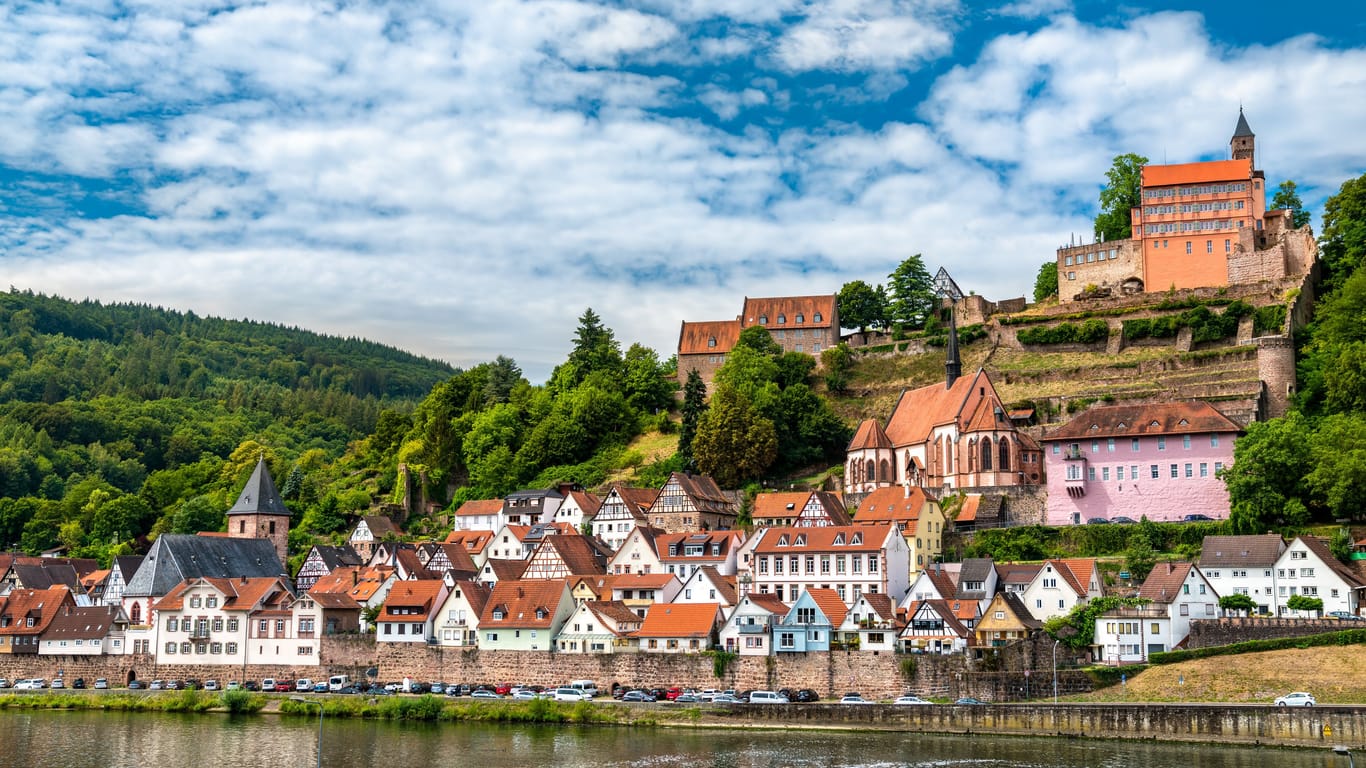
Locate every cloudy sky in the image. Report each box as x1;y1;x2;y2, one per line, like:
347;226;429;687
3;1;1365;381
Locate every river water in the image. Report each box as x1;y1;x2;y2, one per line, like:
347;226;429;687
0;709;1338;768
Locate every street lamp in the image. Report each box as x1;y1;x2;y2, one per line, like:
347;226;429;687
290;697;323;768
1334;746;1355;768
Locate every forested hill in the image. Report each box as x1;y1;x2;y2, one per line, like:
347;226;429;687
0;289;456;557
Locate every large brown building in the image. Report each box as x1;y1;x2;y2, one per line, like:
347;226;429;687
677;294;839;388
1058;111;1315;301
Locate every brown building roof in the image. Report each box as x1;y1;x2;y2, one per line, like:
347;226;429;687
752;525;888;555
379;580;446;622
1198;534;1286;568
855;486;933;527
883;369;991;447
678;319;742;356
740;295;836;330
443;529;494;553
446;580;491;619
43;605;122;641
635;602;720;638
655;530;746;561
358;515;401;536
805;587;849;626
1044;400;1243;442
745;592;791;616
483;559;528;581
0;585;74;636
668;472;735;514
482;579;569;629
567;490;603;517
1299;536;1366;588
751;492;849;525
586;600;645;628
1137;561;1195;604
1143;158;1252;187
848;419;893;450
454;499;504;518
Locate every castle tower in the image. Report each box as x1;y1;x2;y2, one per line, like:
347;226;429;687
227;456;291;568
1231;108;1255;163
1255;335;1296;420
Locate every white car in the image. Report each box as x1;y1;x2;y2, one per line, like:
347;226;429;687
893;695;932;705
839;694;874;704
94;678;109;690
49;678;65;689
203;680;220;691
553;687;588;702
14;679;45;690
1274;692;1316;707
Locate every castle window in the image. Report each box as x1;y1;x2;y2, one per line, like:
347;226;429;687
1065;256;1073;266
707;336;716;348
759;315;768;325
1067;272;1076;280
1225;239;1231;252
1206;240;1213;253
777;314;786;324
1186;242;1192;254
796;314;804;323
814;313;822;322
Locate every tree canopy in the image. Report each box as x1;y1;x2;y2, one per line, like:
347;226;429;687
1094;153;1148;242
1270;180;1311;230
836;280;888;334
1033;261;1059;303
886;254;936;330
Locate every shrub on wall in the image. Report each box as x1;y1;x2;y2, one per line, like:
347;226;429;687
1017;319;1109;345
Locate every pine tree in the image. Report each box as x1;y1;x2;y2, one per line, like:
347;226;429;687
677;369;707;469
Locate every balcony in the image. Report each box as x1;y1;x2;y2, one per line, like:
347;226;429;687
737;622;771;635
189;627;211;640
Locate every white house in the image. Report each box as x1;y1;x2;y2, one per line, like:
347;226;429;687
478;579;575;651
38;605;127;656
657;530;746;580
553;489;602;531
1094;562;1219;664
674;566;737;609
607;527;664;576
151;576;310;668
592;486;659;551
452;499;505;533
1198;534;1285;615
719;593;789;655
375;580;449;644
749;525;910;606
1018;559;1103;621
555;600;642;654
898;599;971;654
838;592;900;652
431;577;490;648
1275;536;1365;617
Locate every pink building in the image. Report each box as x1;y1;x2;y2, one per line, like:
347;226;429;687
1042;402;1242;525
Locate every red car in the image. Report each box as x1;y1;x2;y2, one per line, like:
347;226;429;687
664;687;682;701
494;682;513;696
275;681;293;692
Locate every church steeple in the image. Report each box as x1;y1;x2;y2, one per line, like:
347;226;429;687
1231;108;1255;163
227;456;291;568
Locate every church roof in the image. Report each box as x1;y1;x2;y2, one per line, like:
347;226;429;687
123;534;286;598
847;419;892;451
1233;109;1254;138
227;458;289;517
883;369;993;447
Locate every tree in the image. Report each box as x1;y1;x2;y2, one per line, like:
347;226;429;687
735;326;782;357
886;254;936;329
1285;594;1324;617
821;343;855;393
1304;413;1366;522
1044;596;1152;651
1270;180;1311;229
692;386;777;488
837;280;888;334
1319;172;1366;291
1218;593;1257;616
549;308;624;394
1221;412;1313;533
1033;261;1058;303
621;343;674;414
169;494;224;535
1094;153;1148;242
677;369;707;469
1123;534;1158;582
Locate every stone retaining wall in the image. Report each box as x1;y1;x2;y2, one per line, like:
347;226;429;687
1186;618;1353;649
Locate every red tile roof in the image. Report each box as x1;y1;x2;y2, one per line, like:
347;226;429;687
740;295;836;330
956;494;981;523
883;370;989;447
805;588;849;626
855;486;932;526
751;525;888;554
1143;158;1252;187
1044;400;1242;441
678;319;741;356
655;530;745;560
744;592;791;616
1138;561;1194;604
635;603;720;638
611;573;679;591
0;585;74;636
848;418;893;450
154;577;290;612
445;580;491;619
379;580;446;622
443;529;494;553
481;579;569;629
455;499;504;518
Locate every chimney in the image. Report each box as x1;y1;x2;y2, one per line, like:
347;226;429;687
352;569;359;586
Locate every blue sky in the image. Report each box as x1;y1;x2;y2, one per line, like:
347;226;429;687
3;1;1365;382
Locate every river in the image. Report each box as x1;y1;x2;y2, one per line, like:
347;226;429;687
0;709;1342;767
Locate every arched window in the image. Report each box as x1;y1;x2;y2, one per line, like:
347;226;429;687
981;436;993;471
130;602;142;624
879;459;891;483
759;315;768;325
865;460;875;483
796;313;805;323
998;437;1011;471
777;314;786;324
966;438;977;471
814;312;823;323
707;336;716;348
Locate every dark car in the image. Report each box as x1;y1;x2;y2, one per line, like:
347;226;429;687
622;690;656;703
335;684;360;694
1111;516;1138;524
72;678;86;689
243;681;260;691
793;689;820;703
128;680;145;690
1183;514;1215;522
1086;517;1110;524
955;697;987;705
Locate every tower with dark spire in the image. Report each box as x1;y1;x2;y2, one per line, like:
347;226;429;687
226;456;291;568
931;267;964;389
1231;108;1255;163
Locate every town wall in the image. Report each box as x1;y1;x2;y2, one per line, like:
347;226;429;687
1185;618;1354;649
950;486;1048;527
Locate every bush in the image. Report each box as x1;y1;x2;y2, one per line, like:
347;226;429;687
1017;319;1109;346
220;689;262;714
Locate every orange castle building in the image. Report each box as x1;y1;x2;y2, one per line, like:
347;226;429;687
1058;111;1314;301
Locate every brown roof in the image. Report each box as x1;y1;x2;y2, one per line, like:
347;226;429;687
0;585;74;636
855;486;932;527
443;529;494;553
996;563;1041;586
740;295;836;330
567;490;602;517
882;370;980;446
586;600;645;628
483;559;528;581
154;577;290;613
751;492;813;521
956;494;981;523
859;592;896;621
1138;562;1195;604
919;565;958;598
446;580;491;618
678;319;741;356
358;515;401;536
1044;400;1243;442
379;580;446;622
911;599;970;637
1299;536;1366;588
847;418;893;450
612;573;679;591
635;603;720;638
540;535;608;576
1199;534;1285;568
309;565;394;603
805;587;849;626
481;579;569;629
668;472;735;513
454;499;504;518
1143;158;1252;187
752;525;889;555
691;566;738;605
43;605;122;641
656;530;746;560
744;592;791;616
605;486;661;518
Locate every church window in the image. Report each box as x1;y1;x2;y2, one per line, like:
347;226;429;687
980;437;993;471
998;438;1010;471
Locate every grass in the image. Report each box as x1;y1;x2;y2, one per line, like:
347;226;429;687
1070;645;1366;704
604;429;678;485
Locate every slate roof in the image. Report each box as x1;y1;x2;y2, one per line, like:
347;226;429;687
124;534;285;598
113;555;144;580
678;319;742;356
1044;401;1242;442
956;558;995;599
1233;108;1254;137
310;545;364;570
635;602;720;638
999;592;1044;629
996;563;1041;589
13;561;82;592
1199;534;1285;568
227;458;290;517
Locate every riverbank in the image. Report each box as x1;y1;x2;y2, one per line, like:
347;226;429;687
2;690;1361;751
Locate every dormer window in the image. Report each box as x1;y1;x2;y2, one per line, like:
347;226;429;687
759;315;768;325
851;533;862;545
777;314;786;324
833;533;845;545
794;534;806;546
814;312;822;322
707;336;716;348
492;610;504;620
796;314;805;323
777;534;789;546
536;609;546;620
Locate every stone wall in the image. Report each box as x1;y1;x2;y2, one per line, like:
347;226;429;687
949;485;1048;527
1185;617;1352;649
1057;240;1144;304
0;652;328;687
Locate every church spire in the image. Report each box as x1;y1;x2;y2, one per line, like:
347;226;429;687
1231;108;1255;163
227;456;289;516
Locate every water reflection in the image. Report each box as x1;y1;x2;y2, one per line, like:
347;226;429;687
0;709;1323;768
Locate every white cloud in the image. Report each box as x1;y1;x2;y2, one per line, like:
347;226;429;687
772;0;959;72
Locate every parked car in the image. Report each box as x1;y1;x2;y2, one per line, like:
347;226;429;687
621;690;657;703
261;678;277;692
1328;611;1363;621
94;678;109;690
243;681;260;691
127;680;145;690
553;687;589;702
335;685;360;695
710;694;742;703
894;695;932;705
1086;517;1110;524
72;678;86;689
163;680;181;690
274;681;293;693
1111;516;1138;524
50;678;65;689
429;682;446;695
203;680;220;692
494;682;513;695
470;689;502;700
955;697;987;705
148;680;166;691
1182;514;1215;522
295;679;314;692
1274;692;1316;707
793;689;820;703
14;679;45;690
0;678;9;689
313;681;329;693
748;690;789;704
839;693;874;704
674;693;700;703
225;681;240;691
664;687;683;701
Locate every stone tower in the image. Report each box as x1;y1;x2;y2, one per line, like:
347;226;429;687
1231;108;1255;163
227;456;291;569
1255;335;1296;420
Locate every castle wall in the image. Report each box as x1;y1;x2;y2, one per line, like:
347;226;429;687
1057;240;1144;303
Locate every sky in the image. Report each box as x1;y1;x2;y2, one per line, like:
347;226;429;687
3;1;1365;382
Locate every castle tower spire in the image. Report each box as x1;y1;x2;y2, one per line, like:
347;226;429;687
227;456;291;568
1231;108;1255;163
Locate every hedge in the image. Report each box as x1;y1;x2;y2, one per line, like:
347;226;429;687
1148;628;1366;665
1017;319;1109;345
1122;300;1254;343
